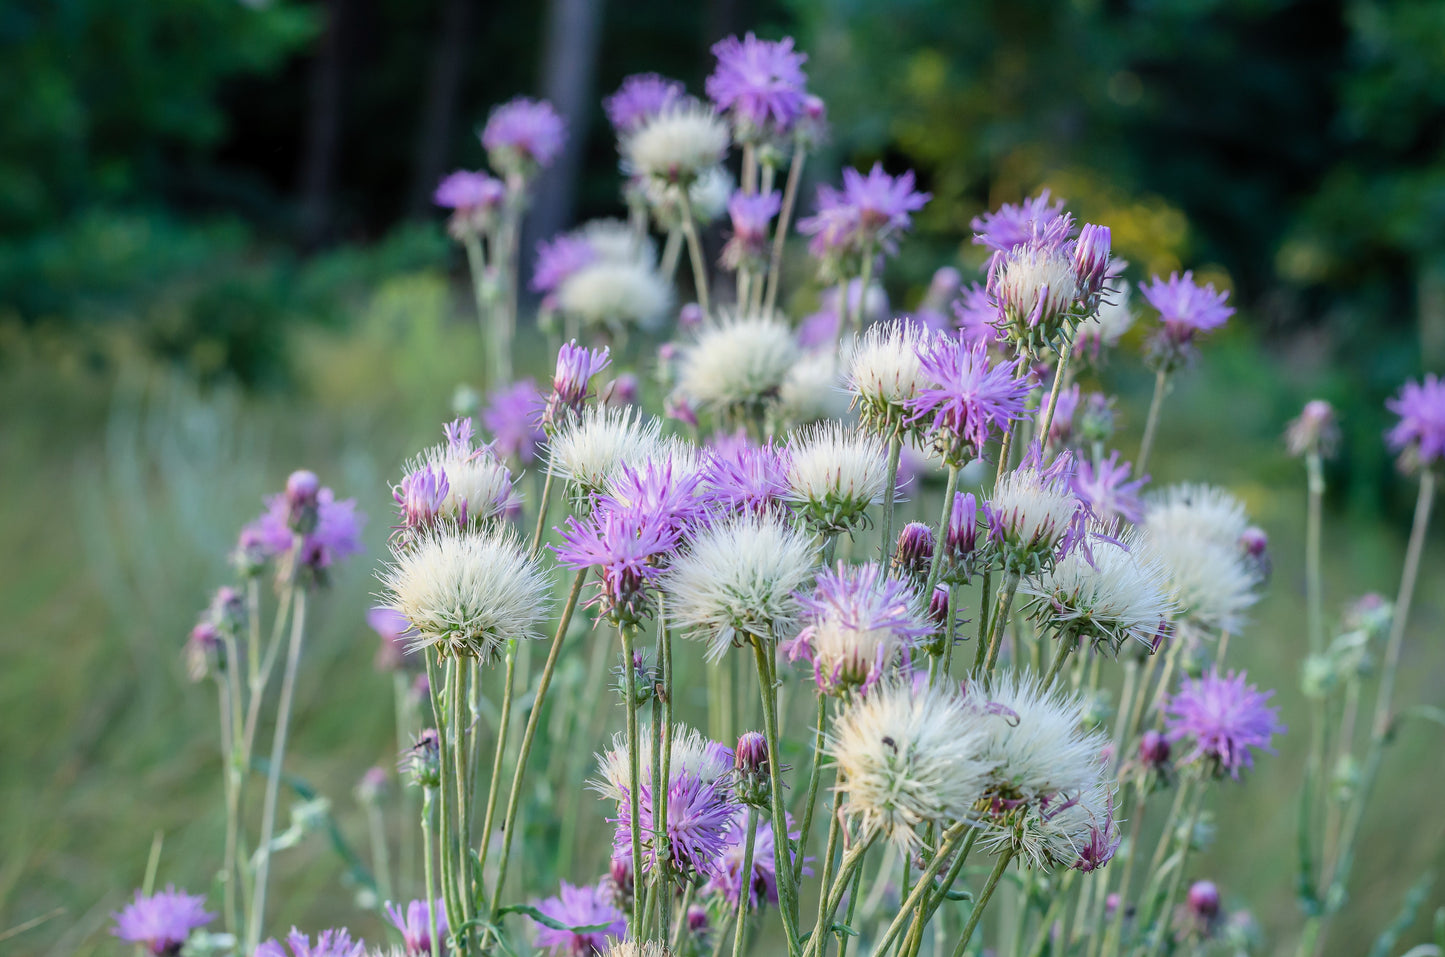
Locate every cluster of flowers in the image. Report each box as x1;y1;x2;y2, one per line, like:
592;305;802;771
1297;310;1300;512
112;25;1445;957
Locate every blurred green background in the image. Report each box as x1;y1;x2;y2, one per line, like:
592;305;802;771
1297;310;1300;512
2;0;1443;954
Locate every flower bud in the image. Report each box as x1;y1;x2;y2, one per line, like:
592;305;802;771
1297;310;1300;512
734;730;772;807
1073;223;1112;305
1239;526;1271;583
1139;729;1171;769
943;491;980;581
617;650;656;707
355;766;388;805
1186;880;1221;920
608;856;634;909
403;728;442;790
1285;399;1339;459
209;586;246;632
285;470;321;533
892;523;935;580
927;585;951;630
679;303;704;330
687;904;710;934
186;621;222;682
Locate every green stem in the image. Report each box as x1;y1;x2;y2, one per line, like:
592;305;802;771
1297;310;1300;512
1142;785;1206;957
807;835;877;957
922;466;961;602
449;656;475;946
731;809;761;957
951;849;1015;957
365;802;393;905
1136;369;1169;476
793;695;829;884
1039;631;1077;691
679;194;711;319
752;638;802;950
980;571;1022;675
874;822;972;956
422;791;440;957
476;644;516;884
529;467;555;560
1037;347;1073;453
764;147;806;318
621;623;645;931
880;432;903;565
850;245;876;337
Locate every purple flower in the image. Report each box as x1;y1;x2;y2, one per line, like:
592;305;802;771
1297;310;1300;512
1165;669;1285;779
1072;798;1120;873
970;190;1071;254
241;480;365;574
532;234;597;293
612;773;737;878
482;379;546;465
703;809;806;908
554;504;678;623
906;335;1033;466
797;201;860;259
256;928;367;957
953;282;999;346
1386;374;1445;469
1139;272;1234;368
721;190;781;270
706;33;809;133
599;457;709;536
384;899;448;955
702;438;791;515
893;522;936;579
368;606;414;672
983;443;1093;569
1070;452;1147;524
433;170;505;212
531;880;626;956
482;98;566;172
394;464;450;535
944;491;980;569
1072;223;1113;303
545;340;611;430
605;73;685;133
111;886;214;955
841;163;931;236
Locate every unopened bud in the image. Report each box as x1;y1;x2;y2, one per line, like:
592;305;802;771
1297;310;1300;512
892;523;935;580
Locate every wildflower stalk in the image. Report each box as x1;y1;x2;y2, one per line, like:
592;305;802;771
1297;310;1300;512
730;809;761;957
979;570;1022;674
644;611;667;940
489;569;589;920
475;642;515;882
807;833;878;957
922;465;961;602
850;242;876;337
529;466;555;559
661;230;683;281
679;195;712;319
751;636;803;951
792;694;829;884
656;598;676;942
620;622;645;932
937;585;961;682
1040;629;1078;691
1298;450;1329;920
836;859;867;957
1096;784;1147;957
213;672;239;935
1136;369;1169;475
874;821;972;955
880;432;903;565
425;652;463;950
813;788;844;956
1023;870;1076;957
364;797;393;905
764;147;806;318
449;655;476;948
1037;344;1073;453
951;848;1015;957
1142;784;1207;957
421;789;440;957
246;586;308;953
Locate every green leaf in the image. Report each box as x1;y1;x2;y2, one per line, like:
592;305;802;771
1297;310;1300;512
496;904;619;935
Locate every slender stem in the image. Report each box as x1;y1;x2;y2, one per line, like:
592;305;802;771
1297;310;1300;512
529;467;555;560
421;791;440;957
1305;453;1325;656
1136;370;1169;476
365;802;393;905
980;571;1022;674
449;656;475;945
808;835;877;957
939;584;961;682
621;623;645;931
1097;786;1146;957
752;638;802;949
731;809;761;957
922;466;961;602
814;790;844;955
1142;785;1206;957
671;882;696;954
1143;778;1192;889
880;433;903;565
851;248;875;337
764;148;806;318
1108;660;1139;777
679;194;711;319
215;677;239;935
874;823;972;955
952;849;1015;957
1039;632;1077;691
1037;347;1073;454
425;652;462;947
836;855;867;957
1023;871;1075;957
246;587;308;953
476;644;515;884
793;695;829;884
661;230;683;281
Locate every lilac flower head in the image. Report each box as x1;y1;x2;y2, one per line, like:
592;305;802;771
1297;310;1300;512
971;190;1071;254
1386;374;1445;471
721;189;782;271
734;730;771;804
533;234;598;293
368;606;414;672
393;464;450;536
1139;271;1234;370
953;282;1001;346
530;880;625;956
554;504;679;625
255;929;366;957
1072;223;1113;306
606;73;685;133
1187;881;1222;920
785;561;932;696
111;886;214;955
702;437;791;515
1139;729;1172;768
611;772;737;879
483;379;546;465
1071;451;1147;524
906;335;1033;467
892;523;936;581
703;809;806;908
433;170;506;237
482;98;566;175
983;443;1092;574
1071;797;1120;873
243;480;365;576
1165;669;1285;779
1285;399;1340;459
600;456;709;537
384;899;448;955
987;218;1084;353
706;33;809;135
545;340;612;431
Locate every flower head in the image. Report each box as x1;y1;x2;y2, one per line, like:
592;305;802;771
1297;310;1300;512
1142;484;1261;638
675;313;799;422
785;422;891;532
1386;374;1445;471
721;189;781;271
953;282;1000;346
706;32;809;136
606;73;685;134
1165;669;1285;778
483;98;566;176
971;190;1071;254
704;810;804;908
548;406;664;496
482;379;546;465
800;164;929;271
533;235;599;294
906;335;1032;467
531;880;626;956
555;505;678;625
1139;271;1234;370
984;445;1090;573
556;259;673;337
256;929;367;957
987;221;1084;354
971;671;1107;805
395;425;518;536
241;479;365;577
847;319;936;434
595;723;734;803
701;437;791;515
111;886;214;956
611;772;738;879
434;171;505;237
384;899;447;955
1070;451;1147;524
1285;399;1340;459
622;99;730;185
545;341;612;430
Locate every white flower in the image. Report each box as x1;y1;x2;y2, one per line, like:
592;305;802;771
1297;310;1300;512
594;722;732;802
548;406;664;494
785;421;890;529
1142;529;1258;638
776;350;850;428
581;218;657;265
644;164;734;226
1144;484;1250;552
827;679;993;851
408;442;519;525
981;781;1117;870
1020;527;1176;652
972;671;1107;804
556;259;673;334
676;313;799;417
604;941;671;957
846;319;935;427
663;512;818;658
995;246;1080;327
380;525;552;661
622;100;730;184
986;467;1082;568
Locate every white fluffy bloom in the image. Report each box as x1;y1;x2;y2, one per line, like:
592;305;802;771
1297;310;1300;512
581;218;657;265
776;350;850;428
548;406;664;494
594;722;732;802
981;781;1117;870
996;247;1080;324
645;164;734;226
622;100;730;184
972;671;1107;804
986;467;1082;569
604;942;671;957
556;259;673;334
1144;484;1250;551
846;319;934;427
663;512;818;658
675;313;799;417
827;679;993;851
1143;530;1258;638
380;525;552;661
409;442;518;525
1020;527;1176;652
785;421;890;529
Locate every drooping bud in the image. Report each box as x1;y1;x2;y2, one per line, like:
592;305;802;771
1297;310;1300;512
185;621;222;682
892;522;935;580
927;585;952;630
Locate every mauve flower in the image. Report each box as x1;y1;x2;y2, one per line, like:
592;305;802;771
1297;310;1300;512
600;457;709;536
971;190;1071;254
531;880;625;956
1165;669;1285;779
433;170;505;212
1071;451;1147;524
111;886;214;956
703;809;806;908
606;73;685;133
906;335;1032;467
384;899;448;955
533;234;598;293
611;772;737;879
721;190;781;271
984;443;1092;573
368;606;414;671
1386;374;1445;469
255;928;366;957
706;33;809;134
241;482;365;574
545;340;611;431
554;503;679;624
1140;271;1234;369
701;437;791;515
482;97;566;173
482;379;546;465
953;282;1000;346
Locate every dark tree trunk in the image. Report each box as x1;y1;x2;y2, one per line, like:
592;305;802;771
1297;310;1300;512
408;0;475;217
298;0;351;249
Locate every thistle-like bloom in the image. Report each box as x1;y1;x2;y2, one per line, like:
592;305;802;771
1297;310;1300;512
483;97;566;175
594;723;734;803
547;406;664;495
906;335;1031;467
611;771;738;879
701;437;791;515
785;562;931;695
1070;451;1147;524
1386;374;1445;470
622;98;730;185
531;880;626;956
663;511;818;657
603;940;672;957
953;282;1000;346
556;258;673;337
675;313;799;421
1020;528;1176;653
396;424;518;534
706;32;809;135
600;456;710;536
971;671;1108;805
784;422;890;532
545;341;612;430
776;350;850;428
533;234;598;293
111;886;214;956
721;190;781;271
482;379;546;465
704;809;803;908
555;505;678;624
606;73;685;134
1144;484;1250;551
827;679;992;851
256;929;367;957
434;170;505;237
893;522;935;580
987;220;1083;354
982;783;1117;871
984;445;1090;574
941;491;982;580
1285;399;1340;459
384;899;447;955
1141;484;1260;638
1073;224;1113;307
800;164;930;268
381;525;552;661
971;190;1070;254
1165;669;1285;779
241;480;365;574
847;319;935;434
1139;271;1234;370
